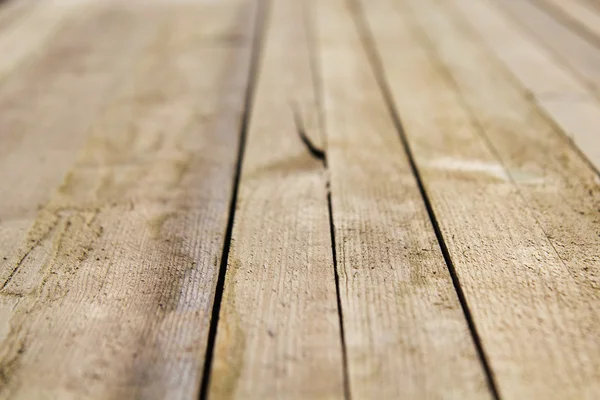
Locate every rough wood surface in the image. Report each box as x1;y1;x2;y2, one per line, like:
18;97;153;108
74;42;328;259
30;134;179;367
0;0;599;397
314;0;489;398
0;1;256;398
208;0;346;398
453;0;600;171
0;2;162;279
492;0;600;94
390;0;600;397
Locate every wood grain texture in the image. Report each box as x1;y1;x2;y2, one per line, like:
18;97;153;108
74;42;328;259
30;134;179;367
390;0;600;397
0;1;256;398
209;0;345;398
452;0;600;171
491;0;600;94
0;2;163;280
537;0;600;40
314;0;489;398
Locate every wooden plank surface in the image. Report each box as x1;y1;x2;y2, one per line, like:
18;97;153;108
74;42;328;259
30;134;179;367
378;0;600;397
315;0;489;398
0;0;598;397
452;0;600;171
492;0;600;94
0;1;256;398
208;0;346;398
0;1;163;279
536;0;600;40
0;0;92;84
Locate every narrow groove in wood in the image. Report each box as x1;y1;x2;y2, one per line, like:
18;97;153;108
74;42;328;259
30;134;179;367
292;104;325;160
326;188;352;400
198;1;268;398
299;5;352;396
346;0;501;398
293;93;351;400
531;0;600;49
408;0;600;276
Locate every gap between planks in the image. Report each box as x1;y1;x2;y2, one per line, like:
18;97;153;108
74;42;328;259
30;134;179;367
0;1;259;398
198;0;268;397
203;0;347;398
347;0;500;397
203;0;494;398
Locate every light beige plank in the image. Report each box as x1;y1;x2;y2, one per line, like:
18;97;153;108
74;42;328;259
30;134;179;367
0;1;256;398
314;0;490;398
376;0;600;397
0;2;163;280
209;0;345;398
492;0;600;94
453;0;600;171
538;0;600;40
0;0;94;84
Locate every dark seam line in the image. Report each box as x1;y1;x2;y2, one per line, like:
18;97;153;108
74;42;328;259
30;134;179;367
417;1;600;300
292;104;325;160
346;0;501;398
293;105;352;400
300;2;352;396
198;0;268;398
326;188;352;400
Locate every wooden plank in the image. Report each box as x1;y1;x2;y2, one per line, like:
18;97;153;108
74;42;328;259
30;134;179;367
369;0;600;397
0;2;162;276
208;0;345;398
0;1;256;398
314;0;490;398
0;0;93;84
491;0;600;94
452;0;600;171
537;0;600;40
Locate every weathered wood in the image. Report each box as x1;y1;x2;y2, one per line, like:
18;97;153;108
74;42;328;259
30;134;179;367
537;0;600;40
492;0;600;94
0;0;92;84
314;0;489;398
0;2;162;279
0;1;256;398
452;0;600;171
0;0;598;397
373;0;600;397
208;0;345;398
